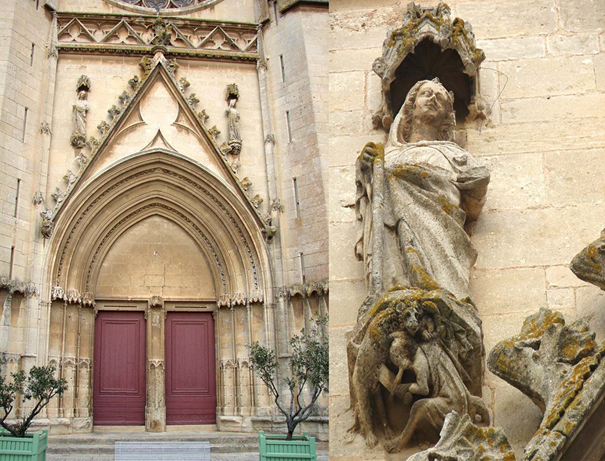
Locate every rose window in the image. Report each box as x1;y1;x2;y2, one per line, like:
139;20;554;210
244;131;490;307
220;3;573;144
105;0;225;12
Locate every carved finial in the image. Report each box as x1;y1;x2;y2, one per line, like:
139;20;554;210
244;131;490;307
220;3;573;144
118;91;131;106
251;194;263;210
197;109;209;124
240;177;252;192
178;77;190;93
208;125;220;140
76;75;91;93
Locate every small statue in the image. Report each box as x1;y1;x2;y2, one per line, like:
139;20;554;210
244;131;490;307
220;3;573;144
225;84;242;155
71;75;90;148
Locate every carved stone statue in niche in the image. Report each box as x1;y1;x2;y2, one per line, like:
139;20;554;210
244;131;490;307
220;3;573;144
356;79;489;304
225;83;242;155
347;78;490;452
71;75;90;149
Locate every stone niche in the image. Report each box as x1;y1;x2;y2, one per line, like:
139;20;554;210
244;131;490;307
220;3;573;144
372;2;485;129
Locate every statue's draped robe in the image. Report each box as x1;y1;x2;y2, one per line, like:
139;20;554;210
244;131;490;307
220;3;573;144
356;140;489;300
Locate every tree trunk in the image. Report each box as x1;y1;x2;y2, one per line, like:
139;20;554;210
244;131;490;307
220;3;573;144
286;430;294;441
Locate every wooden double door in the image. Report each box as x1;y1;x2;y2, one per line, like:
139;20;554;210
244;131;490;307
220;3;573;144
93;311;216;426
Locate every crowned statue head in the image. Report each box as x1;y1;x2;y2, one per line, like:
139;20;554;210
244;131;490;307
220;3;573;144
389;78;456;145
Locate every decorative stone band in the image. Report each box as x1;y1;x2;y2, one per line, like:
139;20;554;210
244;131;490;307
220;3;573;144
56;13;259;62
288;281;329;299
0;277;38;297
51;286;96;307
217;290;265;308
104;0;225;15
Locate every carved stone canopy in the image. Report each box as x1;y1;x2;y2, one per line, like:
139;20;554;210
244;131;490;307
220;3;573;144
372;2;485;129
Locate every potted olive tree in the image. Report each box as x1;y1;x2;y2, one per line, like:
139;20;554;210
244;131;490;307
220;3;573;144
249;318;328;461
0;365;67;460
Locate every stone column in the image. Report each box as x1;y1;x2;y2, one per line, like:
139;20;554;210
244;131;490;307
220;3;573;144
145;296;165;432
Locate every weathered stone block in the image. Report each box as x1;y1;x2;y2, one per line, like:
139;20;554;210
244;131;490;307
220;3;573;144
499;56;595;99
457;0;556;39
477;36;545;61
544;148;605;207
470;267;547;317
558;0;605;32
329;279;366;326
330;71;366;112
329;48;381;72
480;152;545;211
466;118;605;156
493;385;543;458
547;33;599;56
546;265;587;288
594;53;605;90
546;288;575;310
576;285;605;342
473;206;605;269
328;165;356;223
329;110;364;137
329;221;364;281
500;92;605;124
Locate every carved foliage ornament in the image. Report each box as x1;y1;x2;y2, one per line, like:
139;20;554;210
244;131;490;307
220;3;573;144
488;308;605;461
372;2;485;129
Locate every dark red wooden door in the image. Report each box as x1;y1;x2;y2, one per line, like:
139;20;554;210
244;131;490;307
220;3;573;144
165;312;216;425
93;311;146;425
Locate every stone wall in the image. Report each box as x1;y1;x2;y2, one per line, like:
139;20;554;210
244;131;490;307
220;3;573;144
329;0;605;458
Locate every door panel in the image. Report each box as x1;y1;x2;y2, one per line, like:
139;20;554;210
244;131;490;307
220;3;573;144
93;311;146;425
165;312;216;424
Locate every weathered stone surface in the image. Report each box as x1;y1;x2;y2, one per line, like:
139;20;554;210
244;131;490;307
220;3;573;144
571;229;605;290
329;280;367;327
329;48;382;72
480;153;545;211
546;265;588;289
499;56;595;99
456;0;557;39
493;385;542;459
546;34;600;56
544;149;605;206
466;118;605;156
546;288;575;310
470;268;546;317
594;54;605;93
329;165;356;223
488;308;605;461
473;206;605;270
576;286;605;342
477;37;545;61
407;411;516;461
500;92;605;124
330;71;366;112
558;0;605;32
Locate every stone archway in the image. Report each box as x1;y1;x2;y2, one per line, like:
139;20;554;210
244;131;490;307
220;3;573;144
41;152;273;431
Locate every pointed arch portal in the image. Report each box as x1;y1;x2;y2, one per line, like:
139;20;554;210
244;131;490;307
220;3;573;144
43;151;272;429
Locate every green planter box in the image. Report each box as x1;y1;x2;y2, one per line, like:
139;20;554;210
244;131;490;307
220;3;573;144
259;431;316;461
0;430;48;461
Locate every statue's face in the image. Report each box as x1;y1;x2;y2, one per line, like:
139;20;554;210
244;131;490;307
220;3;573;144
412;81;450;124
403;310;419;336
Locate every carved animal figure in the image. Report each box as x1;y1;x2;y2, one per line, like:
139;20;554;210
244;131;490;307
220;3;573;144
385;324;489;453
347;306;419;448
571;229;605;290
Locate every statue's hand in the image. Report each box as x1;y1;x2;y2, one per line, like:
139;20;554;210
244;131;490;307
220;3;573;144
394;383;412;400
358;142;384;169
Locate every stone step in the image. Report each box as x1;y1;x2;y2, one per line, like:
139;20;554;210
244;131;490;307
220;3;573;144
48;434;258;446
48;442;259;455
47;454;330;461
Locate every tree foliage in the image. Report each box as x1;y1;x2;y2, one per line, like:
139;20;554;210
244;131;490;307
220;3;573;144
0;365;68;437
248;317;328;440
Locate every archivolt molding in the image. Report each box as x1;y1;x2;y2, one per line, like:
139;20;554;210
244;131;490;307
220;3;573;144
47;155;268;309
83;202;226;294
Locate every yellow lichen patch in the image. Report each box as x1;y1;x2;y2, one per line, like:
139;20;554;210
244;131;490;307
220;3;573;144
410;264;440;291
437;195;459;216
357;142;385;165
389;164;431;184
